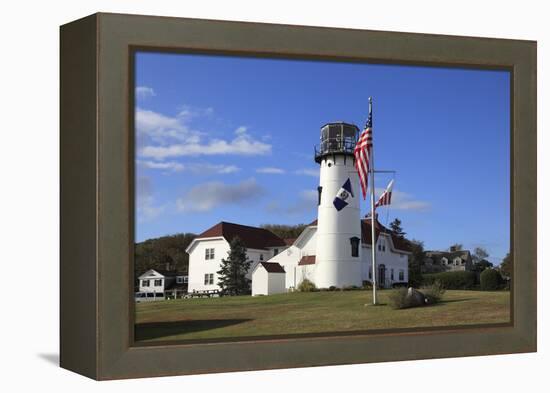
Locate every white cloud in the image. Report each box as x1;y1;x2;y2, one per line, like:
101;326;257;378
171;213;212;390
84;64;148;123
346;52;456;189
135;86;156;100
137;160;185;172
178;105;214;121
294;168;318;177
374;188;431;211
256;167;286;174
136;108;271;159
176;178;264;212
266;190;317;216
137;160;239;175
136;176;164;221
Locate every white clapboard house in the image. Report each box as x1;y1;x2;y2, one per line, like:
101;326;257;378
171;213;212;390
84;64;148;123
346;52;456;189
136;269;188;301
185;222;289;293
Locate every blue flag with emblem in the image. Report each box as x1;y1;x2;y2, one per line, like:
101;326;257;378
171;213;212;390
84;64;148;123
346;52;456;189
333;178;354;211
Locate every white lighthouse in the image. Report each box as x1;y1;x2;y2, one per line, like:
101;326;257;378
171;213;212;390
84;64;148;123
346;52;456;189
314;122;363;288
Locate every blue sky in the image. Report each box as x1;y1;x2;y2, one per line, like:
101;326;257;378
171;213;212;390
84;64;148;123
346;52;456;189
135;52;510;265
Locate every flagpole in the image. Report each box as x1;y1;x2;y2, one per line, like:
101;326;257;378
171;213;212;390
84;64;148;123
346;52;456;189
368;97;378;305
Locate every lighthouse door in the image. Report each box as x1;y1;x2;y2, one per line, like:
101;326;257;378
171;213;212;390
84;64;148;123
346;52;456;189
378;264;386;288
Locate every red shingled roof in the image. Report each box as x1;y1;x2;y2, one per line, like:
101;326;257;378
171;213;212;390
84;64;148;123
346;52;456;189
361;218;412;252
298;255;316;265
197;221;286;250
258;262;285;273
283;238;296;246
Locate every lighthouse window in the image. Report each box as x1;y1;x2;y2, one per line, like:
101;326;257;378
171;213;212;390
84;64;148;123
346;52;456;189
350;237;360;257
317;186;322;205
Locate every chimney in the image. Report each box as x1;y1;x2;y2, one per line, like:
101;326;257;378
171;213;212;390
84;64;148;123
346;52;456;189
165;262;171;271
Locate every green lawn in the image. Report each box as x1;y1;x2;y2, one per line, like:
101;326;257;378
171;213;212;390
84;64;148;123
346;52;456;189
135;290;510;343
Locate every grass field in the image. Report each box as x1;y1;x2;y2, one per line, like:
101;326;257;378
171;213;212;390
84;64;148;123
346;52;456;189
135;290;510;343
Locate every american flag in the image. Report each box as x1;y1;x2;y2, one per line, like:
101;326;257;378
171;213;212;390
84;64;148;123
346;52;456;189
354;111;373;199
375;179;394;208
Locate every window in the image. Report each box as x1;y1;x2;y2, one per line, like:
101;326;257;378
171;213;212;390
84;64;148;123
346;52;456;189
369;269;372;279
260;254;264;261
273;248;279;256
350;236;360;257
399;270;404;281
204;273;214;285
183;276;188;283
391;269;394;280
142;280;150;287
176;276;183;284
205;248;215;260
317;186;323;205
378;239;386;252
455;258;461;266
154;279;162;286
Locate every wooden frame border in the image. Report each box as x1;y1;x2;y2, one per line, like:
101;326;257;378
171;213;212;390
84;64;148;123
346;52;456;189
60;12;536;380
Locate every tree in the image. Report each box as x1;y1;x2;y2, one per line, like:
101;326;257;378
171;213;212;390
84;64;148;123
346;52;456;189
217;236;252;295
472;247;489;264
408;239;425;288
134;232;196;284
389;218;406;238
473;259;494;274
260;223;308;239
471;247;492;273
499;252;512;278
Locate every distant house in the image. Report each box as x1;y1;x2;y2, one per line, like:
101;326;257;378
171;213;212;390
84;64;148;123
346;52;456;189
251;262;286;296
185;222;288;293
136;269;188;301
423;247;473;273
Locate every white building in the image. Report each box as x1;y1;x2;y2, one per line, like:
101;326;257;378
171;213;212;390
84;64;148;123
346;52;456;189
251;262;286;296
185;222;289;293
136;269;188;301
186;122;412;293
186;217;410;292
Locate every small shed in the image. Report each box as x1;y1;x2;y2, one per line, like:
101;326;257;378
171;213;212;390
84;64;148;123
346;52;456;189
252;262;286;296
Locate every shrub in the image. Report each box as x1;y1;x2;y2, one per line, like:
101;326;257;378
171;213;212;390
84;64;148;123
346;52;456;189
388;287;414;309
480;269;502;290
421;280;446;304
298;279;317;292
422;271;477;290
361;281;373;290
343;285;360;291
328;285;338;291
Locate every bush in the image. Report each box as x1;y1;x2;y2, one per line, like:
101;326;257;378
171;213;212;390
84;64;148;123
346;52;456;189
361;281;373;290
388;287;414;309
421;280;446;304
480;269;502;290
328;285;338;291
298;279;317;292
422;271;477;290
343;285;361;291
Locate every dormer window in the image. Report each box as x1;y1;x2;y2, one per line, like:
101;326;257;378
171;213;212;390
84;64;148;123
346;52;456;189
260;254;264;261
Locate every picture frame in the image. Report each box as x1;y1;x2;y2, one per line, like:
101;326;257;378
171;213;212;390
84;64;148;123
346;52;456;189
60;12;536;380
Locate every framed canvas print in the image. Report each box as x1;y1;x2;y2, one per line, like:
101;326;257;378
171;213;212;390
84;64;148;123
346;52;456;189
60;13;536;380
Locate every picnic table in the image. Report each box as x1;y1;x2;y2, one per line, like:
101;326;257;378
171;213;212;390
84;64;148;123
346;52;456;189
185;289;222;298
